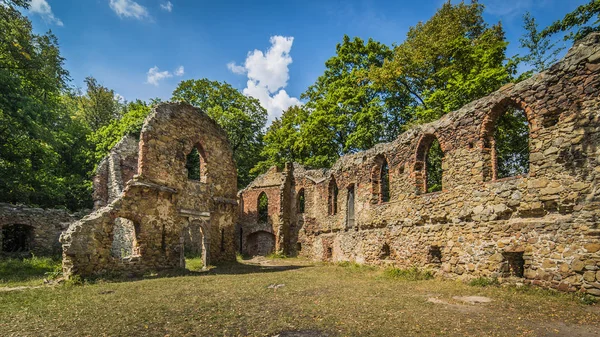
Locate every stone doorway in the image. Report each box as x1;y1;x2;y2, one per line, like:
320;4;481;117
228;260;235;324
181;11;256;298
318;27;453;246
246;231;275;256
1;224;34;253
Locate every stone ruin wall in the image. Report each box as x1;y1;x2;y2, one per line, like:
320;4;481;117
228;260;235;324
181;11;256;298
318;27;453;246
0;203;79;256
238;33;600;295
60;103;238;277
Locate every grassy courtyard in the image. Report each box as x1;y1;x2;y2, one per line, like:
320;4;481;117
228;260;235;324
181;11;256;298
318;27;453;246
0;257;599;336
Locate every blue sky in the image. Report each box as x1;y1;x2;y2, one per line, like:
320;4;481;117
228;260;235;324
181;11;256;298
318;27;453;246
25;0;590;121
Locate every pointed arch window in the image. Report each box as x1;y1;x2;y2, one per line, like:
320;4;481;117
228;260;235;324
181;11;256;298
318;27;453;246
186;143;208;183
257;192;269;223
328;177;338;215
297;188;305;214
415;134;444;194
482;101;530;181
371;155;390;203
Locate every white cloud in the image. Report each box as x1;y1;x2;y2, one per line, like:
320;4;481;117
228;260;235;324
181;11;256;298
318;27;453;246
160;1;173;12
146;66;172;86
228;36;301;121
115;93;125;103
109;0;149;20
483;0;533;17
145;65;184;86
30;0;63;26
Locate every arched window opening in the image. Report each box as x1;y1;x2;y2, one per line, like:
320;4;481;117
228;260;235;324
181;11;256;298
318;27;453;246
111;217;140;258
1;224;33;252
346;184;355;228
494;106;530;179
415;134;444;194
297;189;305;214
328;177;338;215
186;143;208;182
371;155;391;204
381;160;390;202
257;192;269;224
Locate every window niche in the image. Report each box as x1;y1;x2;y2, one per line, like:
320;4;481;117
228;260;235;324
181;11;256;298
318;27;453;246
482;101;530;181
1;224;34;253
371;155;390;204
186;143;208;183
257;192;269;224
297;188;305;214
501;252;525;278
328;177;339;215
415;134;444;194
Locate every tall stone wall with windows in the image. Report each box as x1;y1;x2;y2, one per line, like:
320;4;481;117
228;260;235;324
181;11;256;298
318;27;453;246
61;103;238;277
238;33;600;295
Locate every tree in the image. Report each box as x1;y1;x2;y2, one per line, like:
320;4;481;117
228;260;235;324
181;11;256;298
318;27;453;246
518;12;564;75
76;77;123;131
172;79;268;187
87;100;151;163
0;1;93;210
301;36;400;161
253;105;309;173
541;0;600;41
371;0;512;123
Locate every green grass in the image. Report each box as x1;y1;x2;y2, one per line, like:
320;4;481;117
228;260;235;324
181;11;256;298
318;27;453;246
382;266;434;280
469;276;500;287
185;257;204;271
0;256;62;287
0;258;598;336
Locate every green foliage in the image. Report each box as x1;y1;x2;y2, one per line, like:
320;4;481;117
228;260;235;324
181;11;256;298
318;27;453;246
172;79;267;187
258;192;269;223
541;0;600;41
75;77;123;132
267;251;287;259
426;139;443;193
495;107;530;178
383;266;433;281
579;293;598;305
371;1;512;123
185;147;201;180
336;261;376;272
185;257;204;271
0;256;62;286
0;2;93;210
518;12;565;75
87;100;151;163
469;276;500;287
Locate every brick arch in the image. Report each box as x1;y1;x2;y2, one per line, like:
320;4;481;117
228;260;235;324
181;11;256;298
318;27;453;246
413;133;445;194
371;154;390;204
479;97;535;181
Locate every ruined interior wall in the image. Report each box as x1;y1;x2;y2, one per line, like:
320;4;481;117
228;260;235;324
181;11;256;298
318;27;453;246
238;33;600;295
61;103;238;277
0;203;78;255
238;166;287;255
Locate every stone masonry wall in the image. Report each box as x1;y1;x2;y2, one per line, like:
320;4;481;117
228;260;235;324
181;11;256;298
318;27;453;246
0;203;79;255
61;103;238;277
238;33;600;296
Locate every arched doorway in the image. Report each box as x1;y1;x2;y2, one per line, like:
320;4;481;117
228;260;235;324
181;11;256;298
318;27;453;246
246;231;275;256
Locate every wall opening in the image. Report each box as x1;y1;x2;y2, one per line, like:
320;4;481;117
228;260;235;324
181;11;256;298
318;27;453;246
246;231;275;256
379;243;391;259
186;143;208;182
494;107;530;179
257;192;269;224
111;217;140;258
296;242;302;253
220;228;225;252
415;134;444;194
328;177;339;215
1;224;34;253
482;100;531;181
346;184;355;229
371;155;390;203
428;246;442;264
325;246;333;261
501;252;525;278
297;188;305;214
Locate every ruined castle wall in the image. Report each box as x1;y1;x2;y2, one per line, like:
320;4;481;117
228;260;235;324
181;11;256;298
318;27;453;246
0;203;78;255
239;34;600;295
61;103;238;277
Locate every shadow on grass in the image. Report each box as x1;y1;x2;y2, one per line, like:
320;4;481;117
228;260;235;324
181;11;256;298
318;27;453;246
84;260;310;285
0;256;61;285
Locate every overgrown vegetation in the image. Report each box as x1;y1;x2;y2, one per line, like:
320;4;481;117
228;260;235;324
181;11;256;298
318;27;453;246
383;266;434;281
469;276;500;287
0;256;61;287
